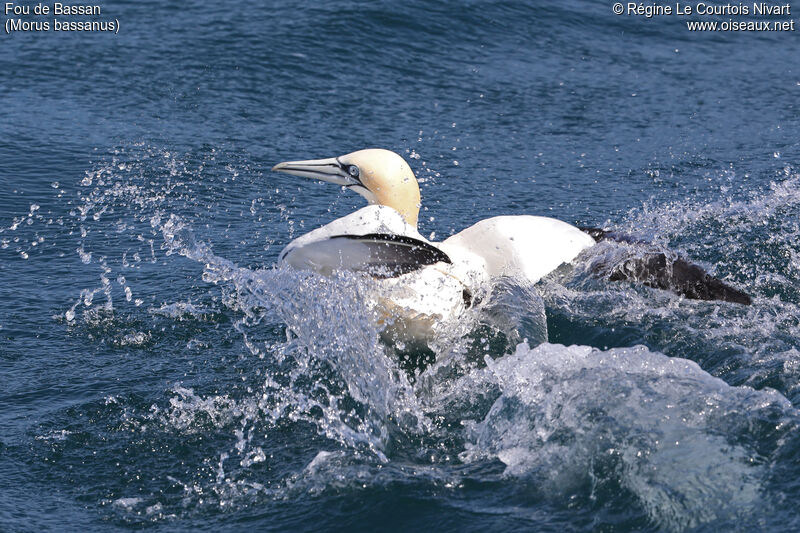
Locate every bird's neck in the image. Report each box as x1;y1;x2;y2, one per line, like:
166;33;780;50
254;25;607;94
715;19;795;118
372;188;419;228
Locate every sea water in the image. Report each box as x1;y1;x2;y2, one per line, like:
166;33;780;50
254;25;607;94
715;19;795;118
2;1;799;531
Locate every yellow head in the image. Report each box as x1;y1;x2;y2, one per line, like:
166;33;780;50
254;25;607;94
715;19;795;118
272;148;421;227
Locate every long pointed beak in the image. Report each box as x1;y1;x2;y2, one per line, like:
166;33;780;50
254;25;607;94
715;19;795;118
271;156;356;187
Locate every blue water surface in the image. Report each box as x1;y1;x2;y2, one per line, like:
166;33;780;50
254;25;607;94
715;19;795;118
2;1;800;531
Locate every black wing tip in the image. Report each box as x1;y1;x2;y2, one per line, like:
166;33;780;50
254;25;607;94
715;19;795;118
579;227;612;243
579;226;641;244
722;290;752;306
670;257;753;306
331;233;452;265
697;273;752;305
323;233;451;278
610;253;752;305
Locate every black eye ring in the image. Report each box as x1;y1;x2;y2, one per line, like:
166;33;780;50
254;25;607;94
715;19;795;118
347;165;360;178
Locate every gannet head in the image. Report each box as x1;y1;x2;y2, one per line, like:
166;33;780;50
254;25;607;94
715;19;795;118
272;148;421;227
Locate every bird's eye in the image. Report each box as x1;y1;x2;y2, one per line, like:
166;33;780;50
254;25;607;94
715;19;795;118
347;165;360;178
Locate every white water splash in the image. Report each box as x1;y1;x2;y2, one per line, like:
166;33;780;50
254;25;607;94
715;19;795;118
456;341;791;530
48;145;800;530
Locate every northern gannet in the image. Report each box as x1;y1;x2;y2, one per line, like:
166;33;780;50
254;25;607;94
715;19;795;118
271;149;751;340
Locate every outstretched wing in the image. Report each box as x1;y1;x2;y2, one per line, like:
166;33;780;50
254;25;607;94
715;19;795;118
608;253;752;305
281;233;451;279
580;227;751;305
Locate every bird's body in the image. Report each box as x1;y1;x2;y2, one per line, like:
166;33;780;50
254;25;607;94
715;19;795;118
279;204;487;340
272;148;751;344
440;215;596;282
